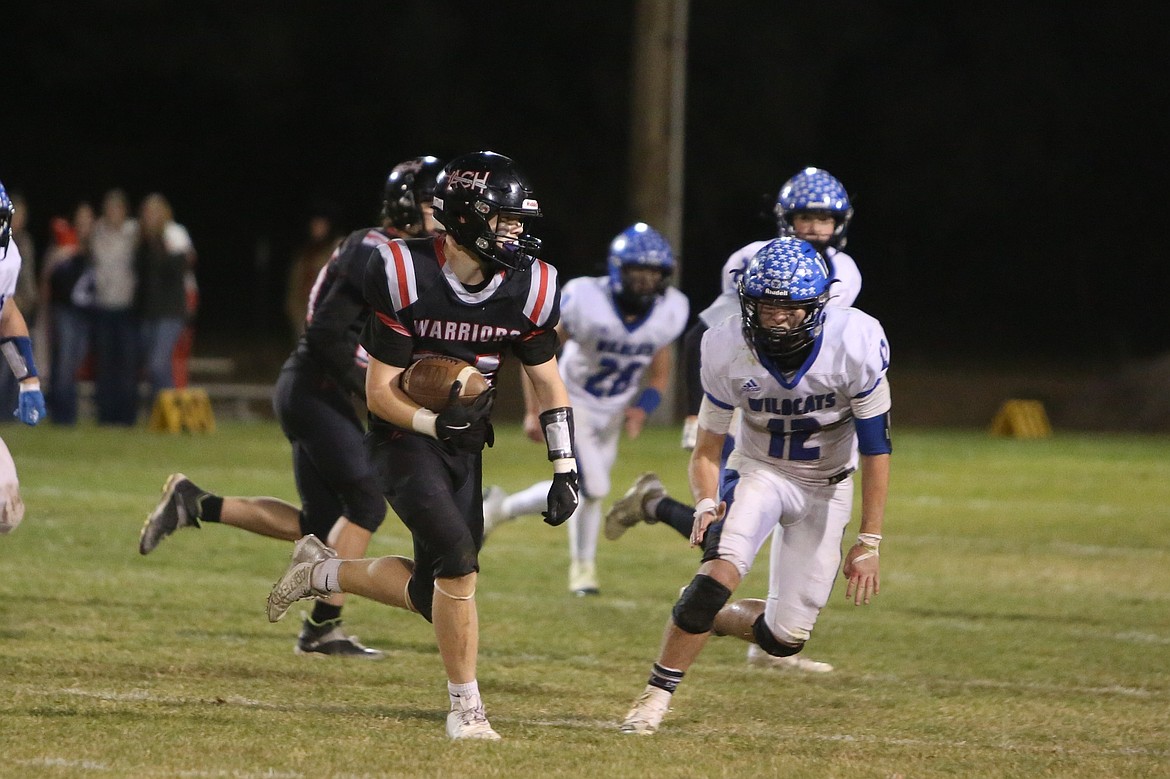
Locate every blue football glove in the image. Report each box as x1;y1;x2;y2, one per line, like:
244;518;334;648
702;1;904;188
16;384;45;426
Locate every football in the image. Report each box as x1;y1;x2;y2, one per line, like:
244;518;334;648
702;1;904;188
399;355;490;412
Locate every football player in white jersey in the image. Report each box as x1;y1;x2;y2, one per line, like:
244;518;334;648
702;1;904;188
680;167;860;449
607;168;861;672
482;223;689;595
0;181;47;534
620;237;891;735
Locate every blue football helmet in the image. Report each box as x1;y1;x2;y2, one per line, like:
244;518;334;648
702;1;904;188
607;222;674;316
738;237;831;367
0;181;13;252
382;155;444;235
432;151;543;272
775;167;853;250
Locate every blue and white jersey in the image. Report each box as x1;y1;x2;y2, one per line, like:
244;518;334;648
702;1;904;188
558;275;689;415
698;241;861;327
0;240;23;317
700;306;890;483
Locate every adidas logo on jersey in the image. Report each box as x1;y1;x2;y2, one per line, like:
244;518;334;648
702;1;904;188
741;378;763;393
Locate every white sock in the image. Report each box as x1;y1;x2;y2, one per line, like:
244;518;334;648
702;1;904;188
503;480;552;518
310;558;343;593
644;495;664;518
448;679;481;710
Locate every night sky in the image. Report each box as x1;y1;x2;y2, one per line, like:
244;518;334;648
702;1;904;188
8;3;1169;368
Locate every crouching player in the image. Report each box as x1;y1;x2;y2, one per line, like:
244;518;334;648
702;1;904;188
620;236;891;734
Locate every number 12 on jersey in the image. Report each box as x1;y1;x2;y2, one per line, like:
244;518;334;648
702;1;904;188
765;417;821;460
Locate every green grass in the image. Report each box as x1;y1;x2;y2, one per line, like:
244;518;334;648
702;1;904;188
1;421;1167;778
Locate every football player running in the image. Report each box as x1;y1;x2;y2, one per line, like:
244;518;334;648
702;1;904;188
606;167;860;672
481;223;688;595
139;156;444;659
0;180;47;535
620;237;891;735
265;151;580;741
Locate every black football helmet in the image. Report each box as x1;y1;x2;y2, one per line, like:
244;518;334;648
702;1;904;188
382;155;444;236
432;151;542;271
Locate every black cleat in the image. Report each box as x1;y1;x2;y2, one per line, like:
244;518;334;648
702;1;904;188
139;473;205;555
296;617;384;659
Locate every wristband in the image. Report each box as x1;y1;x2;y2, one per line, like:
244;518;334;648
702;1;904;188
411;407;438;438
539;406;576;461
693;497;718;521
552;456;577;474
853;532;881;563
1;336;37;380
634;387;661;415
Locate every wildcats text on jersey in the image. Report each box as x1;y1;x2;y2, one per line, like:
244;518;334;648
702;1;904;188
597;339;655;357
747;393;837;415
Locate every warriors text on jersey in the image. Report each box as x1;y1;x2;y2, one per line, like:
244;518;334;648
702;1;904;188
700;307;890;483
361;235;562;421
558;276;689;415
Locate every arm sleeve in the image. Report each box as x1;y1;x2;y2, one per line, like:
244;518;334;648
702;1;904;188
304;279;368;396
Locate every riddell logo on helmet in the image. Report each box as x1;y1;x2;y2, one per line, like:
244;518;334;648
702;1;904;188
447;169;490;192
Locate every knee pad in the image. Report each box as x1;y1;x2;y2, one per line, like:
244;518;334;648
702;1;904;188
672;574;732;634
752;614;804;657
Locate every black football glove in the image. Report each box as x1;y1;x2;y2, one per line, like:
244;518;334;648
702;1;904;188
542;470;579;526
435;382;496;453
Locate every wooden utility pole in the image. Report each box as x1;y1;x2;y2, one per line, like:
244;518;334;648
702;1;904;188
629;0;689;421
628;0;688;267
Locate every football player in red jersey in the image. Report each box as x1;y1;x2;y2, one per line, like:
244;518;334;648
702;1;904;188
141;157;444;659
267;152;580;740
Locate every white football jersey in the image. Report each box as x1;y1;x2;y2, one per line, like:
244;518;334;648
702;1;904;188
558;276;689;415
698;241;861;327
700;306;890;483
0;241;23;317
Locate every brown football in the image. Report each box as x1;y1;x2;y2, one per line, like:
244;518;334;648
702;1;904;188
399;355;490;412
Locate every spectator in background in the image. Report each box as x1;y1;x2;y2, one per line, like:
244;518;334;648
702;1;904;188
40;203;96;425
90;188;139;425
134;193;191;404
285;205;342;339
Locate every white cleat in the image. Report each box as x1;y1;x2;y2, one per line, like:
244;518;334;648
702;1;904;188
604;472;665;541
266;535;336;623
481;486;510;539
620;685;672;735
747;643;834;673
569;559;599;596
446;696;502;741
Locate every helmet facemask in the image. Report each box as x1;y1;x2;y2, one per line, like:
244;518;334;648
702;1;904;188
739;293;828;370
464;202;541;272
614;266;669;316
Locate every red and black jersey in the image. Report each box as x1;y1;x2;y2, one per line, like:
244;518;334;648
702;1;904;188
360;235;561;387
288;226;406;397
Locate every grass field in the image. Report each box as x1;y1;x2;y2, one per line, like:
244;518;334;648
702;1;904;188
1;420;1167;778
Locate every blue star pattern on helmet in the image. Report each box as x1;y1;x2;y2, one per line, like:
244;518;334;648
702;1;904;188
607;223;675;317
774;167;853;247
740;237;830;303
